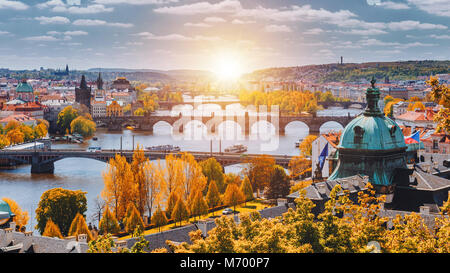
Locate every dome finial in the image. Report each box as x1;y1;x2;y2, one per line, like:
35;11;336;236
370;77;376;89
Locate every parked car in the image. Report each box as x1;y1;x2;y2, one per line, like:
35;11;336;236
222;208;233;215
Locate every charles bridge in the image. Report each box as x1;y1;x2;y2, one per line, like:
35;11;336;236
157;100;367;110
0;149;293;174
94;111;355;134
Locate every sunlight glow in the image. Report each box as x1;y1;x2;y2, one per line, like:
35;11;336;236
213;50;244;81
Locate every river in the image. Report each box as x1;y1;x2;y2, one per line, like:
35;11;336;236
0;107;362;233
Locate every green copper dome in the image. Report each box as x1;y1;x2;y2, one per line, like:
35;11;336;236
16;79;33;93
0;200;12;215
329;78;407;187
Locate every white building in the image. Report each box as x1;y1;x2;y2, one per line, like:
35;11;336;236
311;133;340;179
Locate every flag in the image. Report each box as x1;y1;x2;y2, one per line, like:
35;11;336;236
318;143;328;171
405;130;420;144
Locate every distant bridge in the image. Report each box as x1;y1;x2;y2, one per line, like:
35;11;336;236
94;112;354;134
158;100;367;110
0;149;293;174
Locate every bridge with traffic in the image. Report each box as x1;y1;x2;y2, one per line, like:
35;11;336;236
0;148;293;174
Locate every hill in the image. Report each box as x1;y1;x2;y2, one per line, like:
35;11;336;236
242;60;450;83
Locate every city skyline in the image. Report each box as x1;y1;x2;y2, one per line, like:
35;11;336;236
0;0;448;74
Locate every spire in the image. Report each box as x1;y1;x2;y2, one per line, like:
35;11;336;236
364;77;382;117
80;75;87;89
96;72;103;90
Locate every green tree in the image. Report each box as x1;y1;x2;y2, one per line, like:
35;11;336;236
99;206;120;235
200;158;225;194
70;116;96;138
151;205;168;232
265;165;290;199
240;176;254;206
124;203;145;234
172;198;189;227
130;226;149;253
206;180;221;214
35;188;87;236
69;212;93;242
223;183;245;213
57;106;79;133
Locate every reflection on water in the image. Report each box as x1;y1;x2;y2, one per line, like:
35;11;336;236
0;106;361;233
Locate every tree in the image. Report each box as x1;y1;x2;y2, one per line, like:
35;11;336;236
172;198;189;227
57;105;79;133
69;212;93;242
143;160;164;222
33;122;48;139
70;116;96;138
130;226;149;253
2;197;29;229
299;135;318;157
200;157;225;194
151;206;168;232
6;128;24;145
190;189;209;221
19;125;34;141
99;206;120;235
240;176;254;206
206;180;221;214
124;203;145;234
0;135;10;149
87;233;118;253
244;154;275;197
101;154;136;222
265;165;291;199
42;219;63;239
223;183;245;213
428;76;450;132
35;188;87;236
131;145;148;216
288;156;311;180
165;191;179;220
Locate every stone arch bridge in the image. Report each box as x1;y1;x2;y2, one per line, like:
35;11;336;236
95;112;354;134
0;149;292;174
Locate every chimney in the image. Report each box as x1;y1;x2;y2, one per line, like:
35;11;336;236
277;198;287;206
197;220;208;237
420;206;430;215
4;228;13;246
9;222;16;231
409;173;416;184
116;240;127;249
65;236;76;241
22;231;33;252
77;234;87;243
316;183;327;195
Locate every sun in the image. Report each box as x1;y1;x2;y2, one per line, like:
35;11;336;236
214;51;244;81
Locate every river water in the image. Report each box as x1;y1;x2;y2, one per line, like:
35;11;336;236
0;107;362;233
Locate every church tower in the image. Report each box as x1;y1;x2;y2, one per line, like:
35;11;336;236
75;74;92;109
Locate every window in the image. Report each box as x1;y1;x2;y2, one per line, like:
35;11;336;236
433;140;439;149
353;126;365;144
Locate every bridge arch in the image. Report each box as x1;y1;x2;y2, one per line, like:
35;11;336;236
319;121;345;133
217;120;244;140
250;120;276;136
284;120;310;135
183;120;208;140
152;120;173;134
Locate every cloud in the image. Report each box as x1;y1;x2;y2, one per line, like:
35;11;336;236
135;32;221;41
94;0;178;5
338;29;388;35
0;0;28;10
378;1;410;10
73;19;133;28
387;20;447;30
37;0;113;14
154;0;242;15
184;22;211;28
35;16;70;25
0;30;10;35
64;30;89;36
264;24;292;33
430;34;450;39
303;28;324;35
407;0;450;17
23;35;60;41
204;17;226;23
231;19;255;24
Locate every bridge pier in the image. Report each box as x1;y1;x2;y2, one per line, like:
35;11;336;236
31;155;54;174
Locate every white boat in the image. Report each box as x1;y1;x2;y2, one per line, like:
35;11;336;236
146;145;181;152
224;144;247;153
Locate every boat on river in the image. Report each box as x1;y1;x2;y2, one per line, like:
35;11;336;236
145;145;181;152
224;144;247;153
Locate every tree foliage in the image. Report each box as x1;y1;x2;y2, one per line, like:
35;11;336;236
99;206;120;235
42;219;63;239
2;197;29;229
35;188;87;236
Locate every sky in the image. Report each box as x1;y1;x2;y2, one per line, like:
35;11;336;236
0;0;448;72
